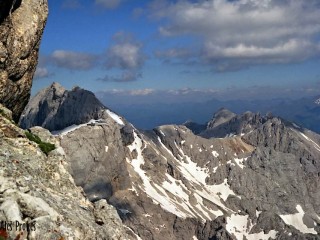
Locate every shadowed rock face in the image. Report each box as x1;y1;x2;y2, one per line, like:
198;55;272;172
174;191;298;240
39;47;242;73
19;82;109;131
0;0;48;122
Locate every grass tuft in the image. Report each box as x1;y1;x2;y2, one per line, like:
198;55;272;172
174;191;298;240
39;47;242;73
25;131;55;155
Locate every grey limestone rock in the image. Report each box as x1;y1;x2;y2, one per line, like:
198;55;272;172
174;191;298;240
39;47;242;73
0;106;132;240
0;0;48;122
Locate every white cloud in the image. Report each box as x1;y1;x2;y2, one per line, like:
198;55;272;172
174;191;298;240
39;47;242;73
155;48;192;59
95;0;123;9
106;32;145;70
62;0;82;9
34;67;50;79
98;70;142;82
151;0;320;71
107;43;143;69
51;50;98;70
99;32;145;83
130;88;155;96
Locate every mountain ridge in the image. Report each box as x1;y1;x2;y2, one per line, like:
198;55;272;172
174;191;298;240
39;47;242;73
19;83;320;240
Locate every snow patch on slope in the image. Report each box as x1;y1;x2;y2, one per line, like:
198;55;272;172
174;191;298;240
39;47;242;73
207;179;240;202
106;109;124;125
279;204;317;234
166;141;238;213
128;131;196;218
234;157;248;169
299;132;320;152
212;151;219;157
226;214;277;240
52;119;101;136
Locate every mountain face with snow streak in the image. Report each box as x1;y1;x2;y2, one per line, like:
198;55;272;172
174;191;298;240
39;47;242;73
21;84;320;240
19;82;112;131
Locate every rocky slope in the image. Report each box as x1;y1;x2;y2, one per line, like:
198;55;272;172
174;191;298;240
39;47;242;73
0;104;135;239
0;0;48;121
21;83;320;240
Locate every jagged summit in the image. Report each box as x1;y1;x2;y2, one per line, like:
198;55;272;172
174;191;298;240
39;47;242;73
198;109;271;138
19;82;125;131
207;108;237;129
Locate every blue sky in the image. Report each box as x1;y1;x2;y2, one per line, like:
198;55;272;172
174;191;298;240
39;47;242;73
33;0;320;102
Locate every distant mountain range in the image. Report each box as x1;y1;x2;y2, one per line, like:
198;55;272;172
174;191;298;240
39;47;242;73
104;96;320;134
18;83;320;240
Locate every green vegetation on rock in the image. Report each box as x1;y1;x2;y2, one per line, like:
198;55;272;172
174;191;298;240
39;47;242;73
25;131;55;155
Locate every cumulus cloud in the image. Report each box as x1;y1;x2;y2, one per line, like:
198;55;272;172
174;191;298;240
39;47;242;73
62;0;82;9
99;32;145;83
151;0;320;71
95;0;123;9
155;48;192;59
98;87;218;99
50;50;98;70
130;88;155;96
106;32;145;70
34;67;50;79
103;88;155;96
98;71;142;82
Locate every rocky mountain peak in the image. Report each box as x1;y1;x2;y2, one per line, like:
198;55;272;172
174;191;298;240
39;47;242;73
199;110;272;138
19;82;109;131
207;108;237;129
50;81;64;90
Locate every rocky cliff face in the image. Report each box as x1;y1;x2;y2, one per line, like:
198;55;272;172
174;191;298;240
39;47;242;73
0;104;134;239
22;84;320;240
0;0;48;122
19;82;110;131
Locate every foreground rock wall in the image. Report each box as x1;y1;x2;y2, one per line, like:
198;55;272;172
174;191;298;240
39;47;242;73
0;104;134;240
0;0;48;122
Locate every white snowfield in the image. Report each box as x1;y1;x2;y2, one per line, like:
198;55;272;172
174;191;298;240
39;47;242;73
51;109;124;136
52;119;100;136
226;214;277;240
279;205;317;234
106;109;124;125
126;130;279;239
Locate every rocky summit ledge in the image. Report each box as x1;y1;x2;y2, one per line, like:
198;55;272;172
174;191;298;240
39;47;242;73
0;105;134;240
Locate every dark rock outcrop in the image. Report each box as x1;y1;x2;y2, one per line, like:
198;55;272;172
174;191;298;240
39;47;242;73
183;120;206;134
0;0;48;122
